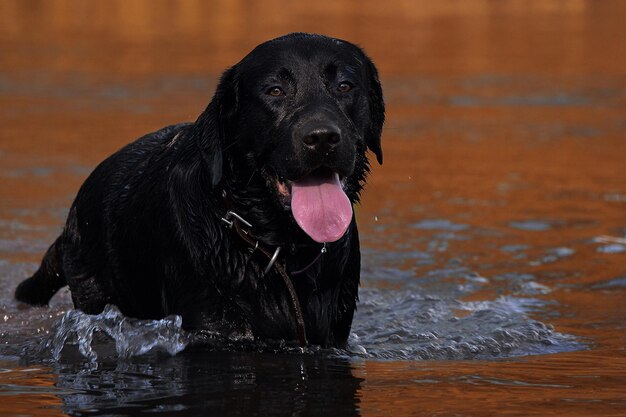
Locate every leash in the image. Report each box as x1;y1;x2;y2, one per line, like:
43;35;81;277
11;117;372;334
221;210;310;347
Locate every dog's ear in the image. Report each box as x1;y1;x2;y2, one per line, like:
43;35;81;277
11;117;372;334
191;67;238;187
365;58;385;165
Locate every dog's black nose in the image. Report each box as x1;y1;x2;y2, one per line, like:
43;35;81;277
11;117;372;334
302;125;341;152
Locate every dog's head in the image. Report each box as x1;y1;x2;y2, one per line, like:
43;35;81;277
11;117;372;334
193;33;384;243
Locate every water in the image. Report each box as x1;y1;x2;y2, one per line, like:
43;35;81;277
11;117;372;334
2;1;626;416
41;305;188;361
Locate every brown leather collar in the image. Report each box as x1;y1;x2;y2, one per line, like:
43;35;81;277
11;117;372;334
221;210;308;348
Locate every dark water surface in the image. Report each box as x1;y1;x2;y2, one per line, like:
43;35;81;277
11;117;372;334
1;1;625;416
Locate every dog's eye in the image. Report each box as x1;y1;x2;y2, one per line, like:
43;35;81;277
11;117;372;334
266;86;285;97
337;82;353;93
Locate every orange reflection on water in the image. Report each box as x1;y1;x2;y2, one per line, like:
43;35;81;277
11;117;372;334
357;351;626;416
1;0;626;76
1;0;625;416
0;363;66;417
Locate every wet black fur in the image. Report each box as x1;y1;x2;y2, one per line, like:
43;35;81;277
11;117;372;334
15;33;384;348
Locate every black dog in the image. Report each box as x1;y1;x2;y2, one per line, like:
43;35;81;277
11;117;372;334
15;33;384;348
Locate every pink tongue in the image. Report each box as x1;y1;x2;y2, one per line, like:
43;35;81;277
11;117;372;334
291;172;352;243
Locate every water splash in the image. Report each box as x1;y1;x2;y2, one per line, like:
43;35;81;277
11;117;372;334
41;305;189;361
347;289;581;360
13;280;581;362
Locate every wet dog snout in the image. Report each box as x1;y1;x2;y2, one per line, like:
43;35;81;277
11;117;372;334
301;124;341;154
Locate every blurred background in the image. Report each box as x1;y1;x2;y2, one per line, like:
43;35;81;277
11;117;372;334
1;0;625;223
1;1;625;416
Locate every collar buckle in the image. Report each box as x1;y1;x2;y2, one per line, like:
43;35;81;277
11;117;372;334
221;210;253;231
221;210;280;275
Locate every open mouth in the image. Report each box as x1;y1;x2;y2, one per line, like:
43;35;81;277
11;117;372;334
275;168;352;243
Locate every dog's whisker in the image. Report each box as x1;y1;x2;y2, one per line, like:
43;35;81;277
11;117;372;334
222;139;242;152
246;169;259;187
